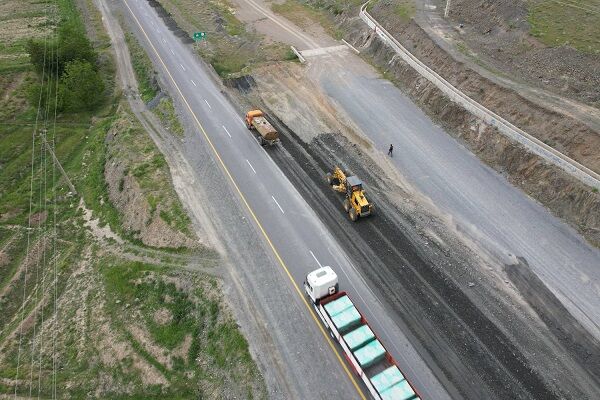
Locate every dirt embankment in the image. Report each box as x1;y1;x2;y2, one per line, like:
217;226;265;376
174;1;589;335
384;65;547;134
322;8;600;246
367;7;600;175
447;0;600;107
104;107;197;249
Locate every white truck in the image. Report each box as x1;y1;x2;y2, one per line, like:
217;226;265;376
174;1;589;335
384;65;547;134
304;266;421;400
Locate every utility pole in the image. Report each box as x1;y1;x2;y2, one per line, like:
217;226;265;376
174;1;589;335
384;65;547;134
41;129;78;195
444;0;451;18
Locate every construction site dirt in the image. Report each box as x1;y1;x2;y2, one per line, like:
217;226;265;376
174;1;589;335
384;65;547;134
224;75;600;400
114;0;600;398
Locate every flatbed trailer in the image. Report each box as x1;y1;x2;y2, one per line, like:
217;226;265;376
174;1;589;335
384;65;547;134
304;267;421;400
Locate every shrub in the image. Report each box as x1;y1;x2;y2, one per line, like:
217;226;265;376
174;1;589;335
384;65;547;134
60;60;105;111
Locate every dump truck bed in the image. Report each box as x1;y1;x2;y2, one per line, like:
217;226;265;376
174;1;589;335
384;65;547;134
252;116;278;141
316;292;421;400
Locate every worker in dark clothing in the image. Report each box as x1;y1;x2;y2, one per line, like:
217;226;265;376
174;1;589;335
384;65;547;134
387;144;394;157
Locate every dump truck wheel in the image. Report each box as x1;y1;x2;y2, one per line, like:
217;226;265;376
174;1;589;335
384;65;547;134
326;173;333;185
349;208;358;222
343;199;351;212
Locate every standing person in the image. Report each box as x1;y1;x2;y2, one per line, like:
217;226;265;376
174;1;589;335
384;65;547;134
387;144;394;157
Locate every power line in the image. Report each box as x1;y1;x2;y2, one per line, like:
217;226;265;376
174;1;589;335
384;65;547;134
51;7;61;397
13;0;51;394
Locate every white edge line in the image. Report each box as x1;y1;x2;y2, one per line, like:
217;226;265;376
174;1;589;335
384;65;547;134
246;159;257;174
204;99;212;109
272;195;285;214
309;250;323;268
222;125;232;138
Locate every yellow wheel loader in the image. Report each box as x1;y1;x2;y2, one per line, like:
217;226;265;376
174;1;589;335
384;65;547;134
326;167;373;222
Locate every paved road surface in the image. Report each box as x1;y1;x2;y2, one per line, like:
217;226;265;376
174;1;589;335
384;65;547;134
310;53;600;339
119;0;452;399
235;0;600;342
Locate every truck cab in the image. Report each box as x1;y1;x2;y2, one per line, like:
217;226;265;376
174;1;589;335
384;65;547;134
304;266;339;304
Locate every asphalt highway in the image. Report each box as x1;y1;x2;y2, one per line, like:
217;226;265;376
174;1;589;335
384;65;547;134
121;0;452;399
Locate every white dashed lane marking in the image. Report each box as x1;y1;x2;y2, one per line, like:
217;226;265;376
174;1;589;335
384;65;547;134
272;196;284;214
222;125;231;138
246;160;257;174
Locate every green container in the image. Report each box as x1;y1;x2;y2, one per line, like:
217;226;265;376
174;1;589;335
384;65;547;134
331;306;361;333
381;379;417;400
353;339;386;368
343;325;375;351
372;366;405;393
324;295;353;317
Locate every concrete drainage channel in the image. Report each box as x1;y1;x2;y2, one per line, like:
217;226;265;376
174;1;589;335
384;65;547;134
359;1;600;191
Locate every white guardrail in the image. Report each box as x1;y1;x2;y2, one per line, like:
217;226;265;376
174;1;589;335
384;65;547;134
359;2;600;191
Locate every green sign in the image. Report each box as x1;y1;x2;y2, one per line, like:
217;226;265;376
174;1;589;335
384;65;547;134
193;32;206;41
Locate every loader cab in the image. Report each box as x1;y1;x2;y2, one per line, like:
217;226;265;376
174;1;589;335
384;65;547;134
304;266;339;304
345;176;363;196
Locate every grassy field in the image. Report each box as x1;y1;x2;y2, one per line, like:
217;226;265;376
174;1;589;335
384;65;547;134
528;0;600;53
0;0;265;397
156;0;291;77
271;0;344;39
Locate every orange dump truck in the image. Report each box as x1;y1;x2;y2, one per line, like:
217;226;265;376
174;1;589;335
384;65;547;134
245;109;279;146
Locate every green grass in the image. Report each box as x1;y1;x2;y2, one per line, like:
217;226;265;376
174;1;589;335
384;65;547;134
101;260;263;397
124;29;159;102
0;0;264;397
153;97;184;137
394;0;416;21
528;0;600;53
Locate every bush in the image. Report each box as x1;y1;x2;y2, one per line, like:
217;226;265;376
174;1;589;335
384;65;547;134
27;22;97;76
60;60;105;111
27;77;60;113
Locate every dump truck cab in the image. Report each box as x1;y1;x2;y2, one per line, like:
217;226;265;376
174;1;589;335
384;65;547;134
245;110;263;128
304;266;339;303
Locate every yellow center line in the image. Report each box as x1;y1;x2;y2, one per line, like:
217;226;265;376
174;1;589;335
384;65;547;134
122;1;367;398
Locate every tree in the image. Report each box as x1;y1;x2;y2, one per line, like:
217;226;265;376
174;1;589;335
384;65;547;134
60;60;105;111
57;22;97;68
27;22;97;76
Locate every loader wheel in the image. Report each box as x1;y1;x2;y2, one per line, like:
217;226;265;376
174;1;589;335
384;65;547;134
326;173;333;185
349;208;358;222
343;199;351;212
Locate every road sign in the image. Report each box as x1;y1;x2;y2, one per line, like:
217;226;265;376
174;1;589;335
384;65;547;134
193;32;206;41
